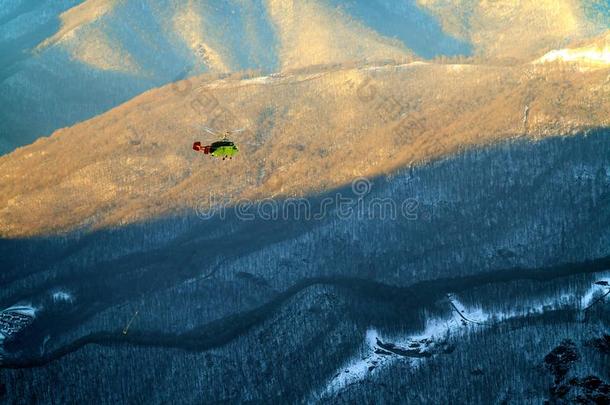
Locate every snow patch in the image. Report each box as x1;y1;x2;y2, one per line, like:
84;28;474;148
0;304;37;364
239;75;275;85
318;328;395;397
3;305;37;318
52;290;74;303
317;295;490;400
447;293;489;325
535;45;610;67
581;274;610;309
316;284;605;400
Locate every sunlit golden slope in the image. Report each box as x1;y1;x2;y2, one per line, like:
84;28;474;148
33;0;414;75
267;0;413;70
1;62;609;237
172;0;231;73
418;0;598;62
35;0;234;74
28;0;610;73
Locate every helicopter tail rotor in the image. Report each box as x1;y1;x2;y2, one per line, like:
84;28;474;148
193;141;211;154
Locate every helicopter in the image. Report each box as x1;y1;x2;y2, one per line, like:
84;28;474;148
193;127;243;160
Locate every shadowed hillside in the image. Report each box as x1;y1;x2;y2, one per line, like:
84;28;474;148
1;131;609;403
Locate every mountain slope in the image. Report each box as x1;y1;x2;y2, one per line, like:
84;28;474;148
535;29;610;66
267;0;412;71
417;0;605;62
0;0;431;155
2;0;608;155
1;131;609;403
1;61;609;238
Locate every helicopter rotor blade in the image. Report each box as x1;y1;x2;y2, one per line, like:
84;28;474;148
202;126;220;136
200;125;264;147
239;139;266;149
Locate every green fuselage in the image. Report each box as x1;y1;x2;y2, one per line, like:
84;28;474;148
210;142;239;158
